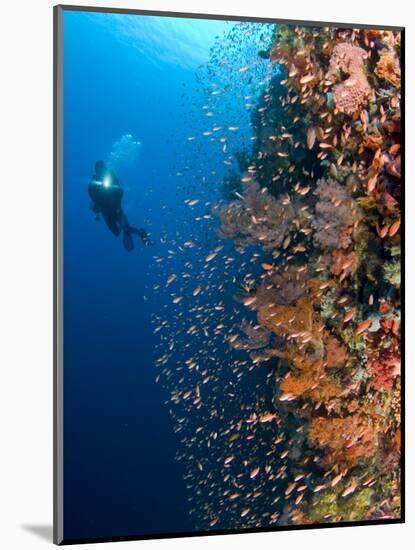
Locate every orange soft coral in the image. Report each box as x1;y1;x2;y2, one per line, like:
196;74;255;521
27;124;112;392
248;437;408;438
257;297;324;360
309;415;378;466
280;358;346;403
280;357;324;398
375;48;401;87
362;132;385;152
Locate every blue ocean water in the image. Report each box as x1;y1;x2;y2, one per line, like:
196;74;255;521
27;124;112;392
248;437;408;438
63;10;275;540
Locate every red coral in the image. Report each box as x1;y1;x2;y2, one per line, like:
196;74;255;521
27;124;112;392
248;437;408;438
368;349;400;390
326;43;371;116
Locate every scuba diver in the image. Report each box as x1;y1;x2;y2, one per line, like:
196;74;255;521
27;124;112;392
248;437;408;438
88;160;151;251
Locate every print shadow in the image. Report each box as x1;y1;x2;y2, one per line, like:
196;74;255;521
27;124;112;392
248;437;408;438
21;524;53;542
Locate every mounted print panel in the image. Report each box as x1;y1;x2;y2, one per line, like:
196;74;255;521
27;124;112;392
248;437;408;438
54;5;404;544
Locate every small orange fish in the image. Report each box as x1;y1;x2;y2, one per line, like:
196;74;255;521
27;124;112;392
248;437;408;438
329;164;337;178
300;74;314;84
289;65;298;77
376;224;389;239
285;483;297;496
243;296;257;307
205;252;217;262
343;308;357;323
259;412;275;423
355;319;372;335
307;127;316;149
389;219;401;237
362;476;375;487
295;494;304;505
250;466;260;479
279;392;295;402
331;473;343;487
282;236;291;249
342;479;358;497
367;175;377;193
341;258;354;271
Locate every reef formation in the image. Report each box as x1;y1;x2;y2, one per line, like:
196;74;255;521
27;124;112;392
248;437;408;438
152;22;401;532
217;24;402;524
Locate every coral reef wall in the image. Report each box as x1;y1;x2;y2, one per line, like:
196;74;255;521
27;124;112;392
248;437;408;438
217;24;402;524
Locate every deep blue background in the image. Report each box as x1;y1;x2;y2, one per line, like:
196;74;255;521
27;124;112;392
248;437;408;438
62;10;271;540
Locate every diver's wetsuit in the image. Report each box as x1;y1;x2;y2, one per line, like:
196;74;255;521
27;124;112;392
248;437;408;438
88;161;150;250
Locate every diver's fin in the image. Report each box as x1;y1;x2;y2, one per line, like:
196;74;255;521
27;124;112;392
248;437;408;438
122;229;134;251
129;226;151;246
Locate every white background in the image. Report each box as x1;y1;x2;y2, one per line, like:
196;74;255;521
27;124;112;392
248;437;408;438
0;0;412;548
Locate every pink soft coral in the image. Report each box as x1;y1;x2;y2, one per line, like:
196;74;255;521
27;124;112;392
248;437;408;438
253;265;310;307
326;43;371;116
312;178;362;250
217;179;295;252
